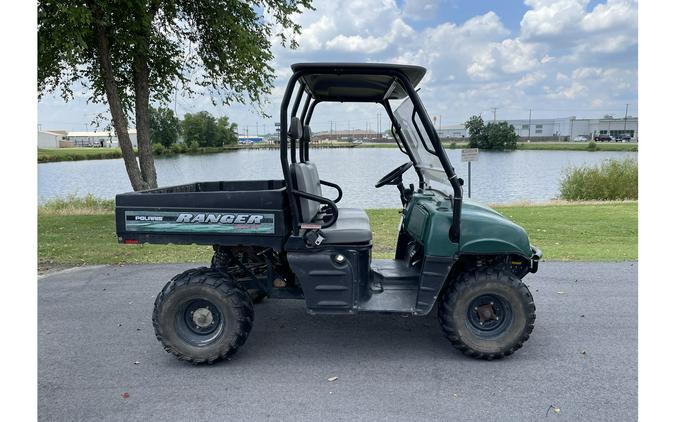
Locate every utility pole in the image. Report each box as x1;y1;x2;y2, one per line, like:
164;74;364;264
377;112;381;139
624;103;629;133
528;109;532;141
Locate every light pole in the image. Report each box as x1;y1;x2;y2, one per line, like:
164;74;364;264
624;103;629;135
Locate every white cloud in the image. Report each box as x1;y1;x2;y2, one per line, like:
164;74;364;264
521;0;589;40
403;0;440;20
516;71;546;87
325;18;414;53
39;0;638;132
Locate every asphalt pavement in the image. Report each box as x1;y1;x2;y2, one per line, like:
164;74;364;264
38;261;637;421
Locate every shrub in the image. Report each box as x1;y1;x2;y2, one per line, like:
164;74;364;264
152;143;167;155
587;140;597;151
465;115;518;150
171;143;188;154
559;159;637;200
450;141;457;149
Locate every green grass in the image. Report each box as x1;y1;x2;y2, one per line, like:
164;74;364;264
516;142;638;151
38;148;126;163
357;142;637;151
496;202;636;261
38;202;637;271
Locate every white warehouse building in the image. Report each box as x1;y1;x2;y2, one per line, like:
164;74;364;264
438;116;638;141
37;129;138;148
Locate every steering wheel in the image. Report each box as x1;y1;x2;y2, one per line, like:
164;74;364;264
375;161;413;188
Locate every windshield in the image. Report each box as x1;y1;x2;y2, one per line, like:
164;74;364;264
393;97;454;195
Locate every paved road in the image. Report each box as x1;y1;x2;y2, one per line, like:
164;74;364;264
38;262;637;421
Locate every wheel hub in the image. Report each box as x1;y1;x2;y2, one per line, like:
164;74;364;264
476;304;497;323
176;298;224;345
467;294;511;336
192;307;214;328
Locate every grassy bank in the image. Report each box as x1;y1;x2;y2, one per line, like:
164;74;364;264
38;148;126;162
37;147;245;163
38;201;637;271
357;142;638;151
515;142;638;151
38;143;359;163
39;141;638;163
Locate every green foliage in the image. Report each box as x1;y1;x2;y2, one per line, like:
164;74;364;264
560;159;638;200
39;194;114;215
37;148;125;163
38;0;313;116
149;107;180;147
465;115;486;148
465;116;518;150
587;140;598;151
183;111;238;147
216;115;239;146
171;143;188;154
485;121;518;150
152;143;167;155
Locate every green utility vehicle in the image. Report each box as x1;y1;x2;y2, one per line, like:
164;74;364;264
115;63;542;363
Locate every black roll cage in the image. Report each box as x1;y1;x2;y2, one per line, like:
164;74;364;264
280;66;463;242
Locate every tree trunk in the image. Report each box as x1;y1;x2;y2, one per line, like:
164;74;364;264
89;2;148;191
133;53;157;189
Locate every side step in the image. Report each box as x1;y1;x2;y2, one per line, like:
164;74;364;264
360;260;420;313
369;259;420;292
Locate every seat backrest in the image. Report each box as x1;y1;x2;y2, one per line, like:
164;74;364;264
289;117;303;141
291;162;322;222
302;125;312;144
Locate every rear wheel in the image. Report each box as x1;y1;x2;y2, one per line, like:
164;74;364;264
438;268;535;360
152;267;254;364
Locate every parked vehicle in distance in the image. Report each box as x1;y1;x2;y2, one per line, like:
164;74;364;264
618;134;632;142
573;135;589;142
594;134;613;142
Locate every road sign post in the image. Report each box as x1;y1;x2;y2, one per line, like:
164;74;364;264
461;148;479;198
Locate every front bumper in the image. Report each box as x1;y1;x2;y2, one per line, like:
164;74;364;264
530;245;542;273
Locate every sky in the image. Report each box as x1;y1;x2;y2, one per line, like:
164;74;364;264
37;0;638;135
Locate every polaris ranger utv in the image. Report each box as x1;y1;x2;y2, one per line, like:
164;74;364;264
115;63;541;363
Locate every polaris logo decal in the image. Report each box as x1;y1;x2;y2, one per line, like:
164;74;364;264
134;215;164;221
124;211;275;234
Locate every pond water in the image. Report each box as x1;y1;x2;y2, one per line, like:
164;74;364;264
38;148;637;208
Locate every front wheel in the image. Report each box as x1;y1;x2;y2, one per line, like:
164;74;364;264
438;268;535;360
152;267;254;364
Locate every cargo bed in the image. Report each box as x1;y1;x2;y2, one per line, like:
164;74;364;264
115;180;290;249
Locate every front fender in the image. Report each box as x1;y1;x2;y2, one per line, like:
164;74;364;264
461;238;532;256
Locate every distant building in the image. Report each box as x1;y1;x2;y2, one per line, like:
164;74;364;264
36;129;138;149
238;136;264;144
38;130;67;148
437;116;638;141
66;129;138;148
